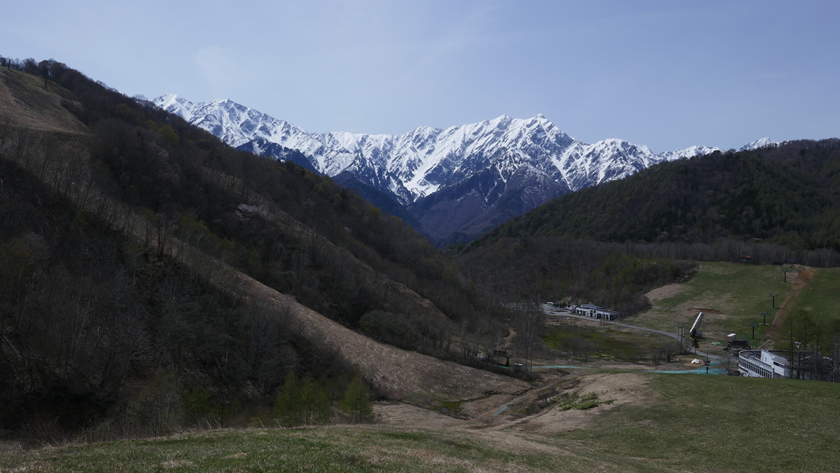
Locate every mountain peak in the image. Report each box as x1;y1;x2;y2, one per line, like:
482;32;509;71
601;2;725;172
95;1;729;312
157;92;180;102
739;137;777;151
154;94;195;118
208;98;237;107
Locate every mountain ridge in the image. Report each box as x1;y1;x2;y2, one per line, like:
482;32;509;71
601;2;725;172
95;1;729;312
470;139;840;253
154;94;774;243
154;94;729;197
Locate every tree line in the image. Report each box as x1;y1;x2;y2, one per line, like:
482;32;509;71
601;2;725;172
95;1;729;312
274;373;372;427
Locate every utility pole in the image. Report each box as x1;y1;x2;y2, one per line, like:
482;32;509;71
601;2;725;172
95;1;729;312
770;292;777;309
750;322;759;341
760;311;769;326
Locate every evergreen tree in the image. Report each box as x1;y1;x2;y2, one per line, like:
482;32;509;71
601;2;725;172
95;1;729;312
300;376;331;425
343;374;372;423
274;373;301;427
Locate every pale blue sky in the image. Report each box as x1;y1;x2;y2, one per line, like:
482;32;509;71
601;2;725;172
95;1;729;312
3;1;838;152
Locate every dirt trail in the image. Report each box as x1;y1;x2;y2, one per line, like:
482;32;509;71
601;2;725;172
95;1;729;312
766;268;815;340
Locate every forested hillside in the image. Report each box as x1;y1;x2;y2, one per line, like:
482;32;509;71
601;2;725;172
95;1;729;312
457;238;696;316
0;157;353;434
4;59;493;332
473;142;840;262
458;141;840;312
0;60;507;439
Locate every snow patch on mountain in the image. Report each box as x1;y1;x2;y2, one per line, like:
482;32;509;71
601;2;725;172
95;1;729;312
739;137;777;151
156;94;196;117
658;145;721;162
152;94;724;208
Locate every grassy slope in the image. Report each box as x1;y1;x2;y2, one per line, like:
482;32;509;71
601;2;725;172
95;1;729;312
636;262;793;349
542;322;674;361
3;373;838;472
787;268;840;324
0;68;85;135
570;373;840;472
0;427;643;473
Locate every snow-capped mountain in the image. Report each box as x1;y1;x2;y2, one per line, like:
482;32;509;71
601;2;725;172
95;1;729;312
153;94;724;243
739;137;778;151
657;145;721;162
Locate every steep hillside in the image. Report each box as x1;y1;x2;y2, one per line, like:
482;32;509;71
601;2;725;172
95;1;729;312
408;162;568;243
474;142;840;256
0;63;524;438
457;237;696;316
0;66;85;135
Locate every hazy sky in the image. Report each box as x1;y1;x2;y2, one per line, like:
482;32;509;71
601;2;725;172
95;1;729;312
3;1;838;152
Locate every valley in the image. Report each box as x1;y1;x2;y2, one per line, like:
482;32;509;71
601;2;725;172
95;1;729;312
5;220;840;471
1;60;839;473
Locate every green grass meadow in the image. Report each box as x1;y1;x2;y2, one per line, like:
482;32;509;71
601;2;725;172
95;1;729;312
639;262;793;345
788;268;840;325
566;373;840;472
0;425;633;473
0;428;516;473
541;323;671;362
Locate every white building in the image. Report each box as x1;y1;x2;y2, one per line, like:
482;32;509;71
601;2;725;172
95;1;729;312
571;304;619;320
738;350;790;378
594;309;620;321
